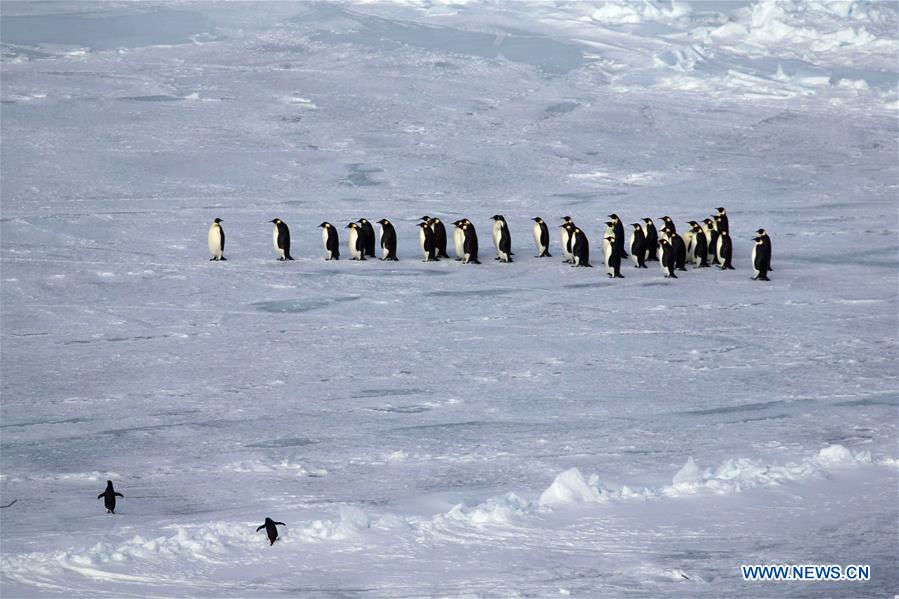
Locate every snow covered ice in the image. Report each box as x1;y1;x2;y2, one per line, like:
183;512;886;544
1;0;897;596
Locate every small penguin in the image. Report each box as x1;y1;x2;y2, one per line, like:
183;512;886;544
703;218;719;265
357;218;376;258
629;223;647;268
491;215;512;263
570;226;591;267
452;219;466;260
560;216;575;263
97;480;124;514
715;207;729;235
345;222;366;260
751;236;771;281
418;222;438;262
659;238;677;279
270;218;293;261
717;229;734;270
755;228;773;271
424;217;450;259
377;218;398;261
689;222;709;267
319;222;340;260
531;217;552;257
256;517;286;546
460;220;480;264
643;218;659;261
608;214;628;258
208;218;226;261
603;235;624;278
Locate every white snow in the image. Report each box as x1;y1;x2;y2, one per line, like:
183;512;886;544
1;0;897;596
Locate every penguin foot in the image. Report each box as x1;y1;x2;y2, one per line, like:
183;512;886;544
616;274;625;278
220;257;227;261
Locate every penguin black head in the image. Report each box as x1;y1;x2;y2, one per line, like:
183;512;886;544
376;218;390;225
631;223;642;229
491;214;504;221
753;236;763;243
213;218;223;224
533;217;543;223
661;216;672;222
346;222;357;229
419;215;431;222
358;218;369;224
608;214;619;221
106;480;113;487
271;218;281;224
687;220;698;226
561;216;573;223
717;207;726;214
417;222;429;228
756;228;767;235
703;218;715;226
604;221;614;228
318;222;330;229
643;217;653;223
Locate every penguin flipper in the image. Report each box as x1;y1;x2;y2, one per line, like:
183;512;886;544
98;493;104;500
256;525;266;532
115;492;124;498
273;521;285;526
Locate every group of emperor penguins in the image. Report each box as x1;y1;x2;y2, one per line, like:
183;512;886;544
206;207;774;280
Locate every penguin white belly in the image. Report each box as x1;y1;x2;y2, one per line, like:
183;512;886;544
560;229;572;262
348;228;362;259
379;226;387;259
273;225;285;259
659;252;668;275
208;226;222;259
532;223;543;254
603;240;613;275
628;232;638;266
716;235;724;263
453;227;464;259
419;227;428;260
321;228;330;257
751;244;759;277
492;221;502;252
684;232;695;262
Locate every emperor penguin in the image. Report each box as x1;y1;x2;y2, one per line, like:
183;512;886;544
751;236;771;281
357;218;376;258
683;221;697;264
570;226;591;267
629;223;647;268
377;218;398;261
603;235;624;278
429;217;450;258
666;227;687;271
717;229;734;269
608;214;628;258
97;480;124;514
715;207;729;235
660;216;677;236
689;222;709;267
659;238;677;278
642;218;659;261
532;217;552;257
208;218;226;261
460;220;480;264
491;215;512;262
319;222;340;260
418;221;438;262
703;218;719;265
755;228;773;271
270;218;293;261
256;517;286;546
560;216;575;263
452;219;466;260
345;222;366;260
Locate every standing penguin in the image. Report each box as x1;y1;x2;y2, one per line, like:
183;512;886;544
427;217;450;259
659;239;677;279
270;218;293;261
608;214;628;258
755;229;773;271
660;216;677;236
460;220;480;264
703;218;719;265
629;223;647;268
319;222;340;260
97;480;124;514
715;207;729;235
377;218;398;261
603;235;624;278
570;226;591;267
452;219;466;260
717;229;735;270
207;218;226;261
256;517;286;546
345;222;366;260
491;215;512;263
560;217;575;263
683;221;697;264
531;217;552;257
643;218;659;261
689;222;709;267
666;227;687;271
418;222;438;262
357;218;376;258
751;236;771;281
